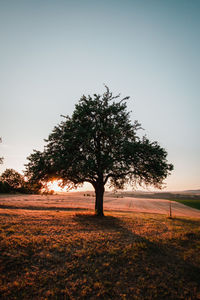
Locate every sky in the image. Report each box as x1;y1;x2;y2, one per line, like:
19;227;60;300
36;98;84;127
0;0;199;192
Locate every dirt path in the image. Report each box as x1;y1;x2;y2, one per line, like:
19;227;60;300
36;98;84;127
0;193;200;218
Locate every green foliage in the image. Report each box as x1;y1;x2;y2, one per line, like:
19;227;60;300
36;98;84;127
25;87;173;214
0;169;25;190
0;168;41;194
0;180;12;193
172;199;200;210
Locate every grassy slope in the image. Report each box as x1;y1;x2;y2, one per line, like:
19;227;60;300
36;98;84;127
112;191;200;211
0;208;200;299
171;199;200;210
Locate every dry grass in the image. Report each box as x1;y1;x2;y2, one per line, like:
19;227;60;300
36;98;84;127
0;202;200;299
1;193;200;218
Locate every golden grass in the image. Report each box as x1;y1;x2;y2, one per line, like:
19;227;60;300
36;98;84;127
0;206;200;299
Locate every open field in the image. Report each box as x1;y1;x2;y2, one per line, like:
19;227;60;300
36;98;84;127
0;194;200;299
106;190;200;212
0;192;200;218
170;199;200;211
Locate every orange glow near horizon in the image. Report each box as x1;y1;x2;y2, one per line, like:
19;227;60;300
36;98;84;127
47;180;68;192
47;180;93;193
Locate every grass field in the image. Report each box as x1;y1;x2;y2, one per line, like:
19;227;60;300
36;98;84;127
0;204;200;299
110;191;200;212
171;198;200;211
111;191;200;212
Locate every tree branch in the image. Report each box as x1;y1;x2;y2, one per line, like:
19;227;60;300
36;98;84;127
104;171;134;185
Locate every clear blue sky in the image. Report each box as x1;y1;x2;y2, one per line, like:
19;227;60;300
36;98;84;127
0;0;199;191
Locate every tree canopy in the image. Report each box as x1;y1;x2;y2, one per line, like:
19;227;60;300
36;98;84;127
0;168;25;190
0;168;42;194
25;87;173;215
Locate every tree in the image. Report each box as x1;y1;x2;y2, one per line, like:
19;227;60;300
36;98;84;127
0;137;3;165
25;87;173;216
0;168;25;191
0;168;42;194
0;180;12;193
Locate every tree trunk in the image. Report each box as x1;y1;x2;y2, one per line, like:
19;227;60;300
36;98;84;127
95;183;105;216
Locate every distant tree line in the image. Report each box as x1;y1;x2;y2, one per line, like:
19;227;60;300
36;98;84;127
0;168;42;194
0;137;45;194
0;138;43;194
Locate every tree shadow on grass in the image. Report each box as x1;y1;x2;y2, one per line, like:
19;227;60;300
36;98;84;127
73;213;170;260
73;213;137;236
0;204;88;211
1;212;200;299
73;213;200;299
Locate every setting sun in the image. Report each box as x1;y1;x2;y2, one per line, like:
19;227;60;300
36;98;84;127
47;180;67;193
